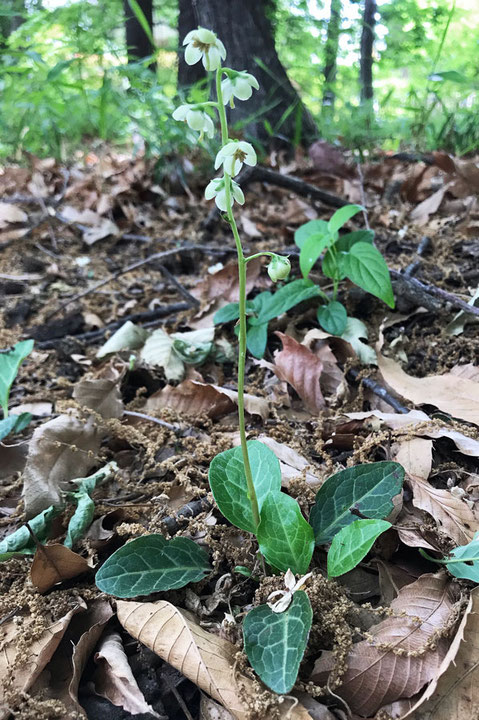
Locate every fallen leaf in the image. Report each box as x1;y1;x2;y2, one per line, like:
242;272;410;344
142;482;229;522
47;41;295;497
10;401;53;417
117;600;311;720
73;377;124;419
30;544;90;592
341;318;377;365
192;258;262;305
145;381;269;420
396;438;478;546
377;353;479;425
449;363;479;382
200;695;235;720
256;435;321;487
0;601;86;719
346;409;479;457
403;587;479;720
240;215;261;238
96;320;148;359
22;413;103;518
311;573;457;717
94;630;160;716
274;332;325;414
0;203;27;228
410;184;451;225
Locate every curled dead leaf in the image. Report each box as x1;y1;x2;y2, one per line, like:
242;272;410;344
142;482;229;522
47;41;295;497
274;332;325;414
73;377;124;419
311;573;458;717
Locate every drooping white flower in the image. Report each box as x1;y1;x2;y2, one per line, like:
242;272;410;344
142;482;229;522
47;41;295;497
183;27;226;71
204;177;245;212
172;104;214;138
214;140;257;177
221;71;259;104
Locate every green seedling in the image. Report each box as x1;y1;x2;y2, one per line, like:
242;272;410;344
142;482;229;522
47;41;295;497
295;207;394;336
94;26;405;697
0;339;34;442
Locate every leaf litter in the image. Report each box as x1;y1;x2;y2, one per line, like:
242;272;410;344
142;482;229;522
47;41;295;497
0;150;479;719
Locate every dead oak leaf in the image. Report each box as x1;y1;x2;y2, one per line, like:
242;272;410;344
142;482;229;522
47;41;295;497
73;377;124;419
30;544;90;593
311;573;458;717
274;332;325;414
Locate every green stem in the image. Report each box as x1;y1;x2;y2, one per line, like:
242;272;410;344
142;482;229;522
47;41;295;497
216;66;261;530
245;251;277;263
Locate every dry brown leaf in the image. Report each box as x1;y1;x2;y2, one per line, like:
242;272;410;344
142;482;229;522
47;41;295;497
0;601;86;719
117;600;311;720
23;413;103;518
396;437;479;545
10;401;53;417
449;363;479;382
192;258;262;306
274;332;325;414
404;587;479;720
94;630;159;716
347;409;479;456
30;544;90;593
410;183;451;225
145;380;269;420
377;353;479;425
30;599;113;718
311;573;457;717
256;435;321;487
73;377;124;419
0;202;28;227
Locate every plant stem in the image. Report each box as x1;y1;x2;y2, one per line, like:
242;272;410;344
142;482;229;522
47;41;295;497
245;251;277;263
216;66;261;530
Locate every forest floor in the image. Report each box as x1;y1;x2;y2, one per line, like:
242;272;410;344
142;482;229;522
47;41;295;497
0;145;479;720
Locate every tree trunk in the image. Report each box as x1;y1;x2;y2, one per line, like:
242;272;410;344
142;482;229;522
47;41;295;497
177;0;317;146
359;0;376;104
322;0;341;112
123;0;154;63
0;0;25;46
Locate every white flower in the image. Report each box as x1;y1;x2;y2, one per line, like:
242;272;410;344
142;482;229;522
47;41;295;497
204;177;245;212
172;104;214;138
214;141;257;177
221;72;259;104
183;27;226;71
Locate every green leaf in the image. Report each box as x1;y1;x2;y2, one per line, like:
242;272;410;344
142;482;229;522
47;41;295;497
317;301;347;336
96;321;147;359
328;205;363;235
299;232;330;279
214;303;241;324
436;534;479;582
65;492;95;549
341;317;377;365
246;323;269;359
328;519;391;577
209;440;281;533
343;243;395;308
294;219;329;249
47;58;76;81
310;461;404;545
95;535;210;597
0;339;34;416
0;412;32;442
336;229;374;253
243;590;313;694
0;505;60;561
428;70;470;84
257;493;314;574
126;0;155;45
258;279;319;324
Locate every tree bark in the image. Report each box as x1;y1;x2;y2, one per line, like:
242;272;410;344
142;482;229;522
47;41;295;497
359;0;376;104
123;0;154;63
322;0;341;112
177;0;317;146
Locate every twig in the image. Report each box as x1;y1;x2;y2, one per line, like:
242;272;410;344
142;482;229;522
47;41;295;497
123;410;180;432
158;264;199;306
390;270;479;317
404;235;431;277
242;165;348;208
356;161;370;230
35;302;190;349
347;369;409;414
161;497;212;536
46;244;232;320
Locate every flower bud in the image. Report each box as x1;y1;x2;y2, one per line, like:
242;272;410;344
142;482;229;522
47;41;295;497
267;255;291;282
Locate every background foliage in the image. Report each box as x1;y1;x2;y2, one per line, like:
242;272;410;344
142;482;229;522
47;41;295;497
0;0;478;161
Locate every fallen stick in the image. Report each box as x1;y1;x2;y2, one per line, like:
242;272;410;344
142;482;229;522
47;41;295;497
390;270;479;317
347;369;409;414
161;496;212;535
244;166;348;208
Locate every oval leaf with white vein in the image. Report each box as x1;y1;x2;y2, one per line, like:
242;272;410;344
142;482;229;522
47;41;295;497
209;440;281;533
310;461;404;545
95;535;210;598
243;591;313;694
327;518;391;577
